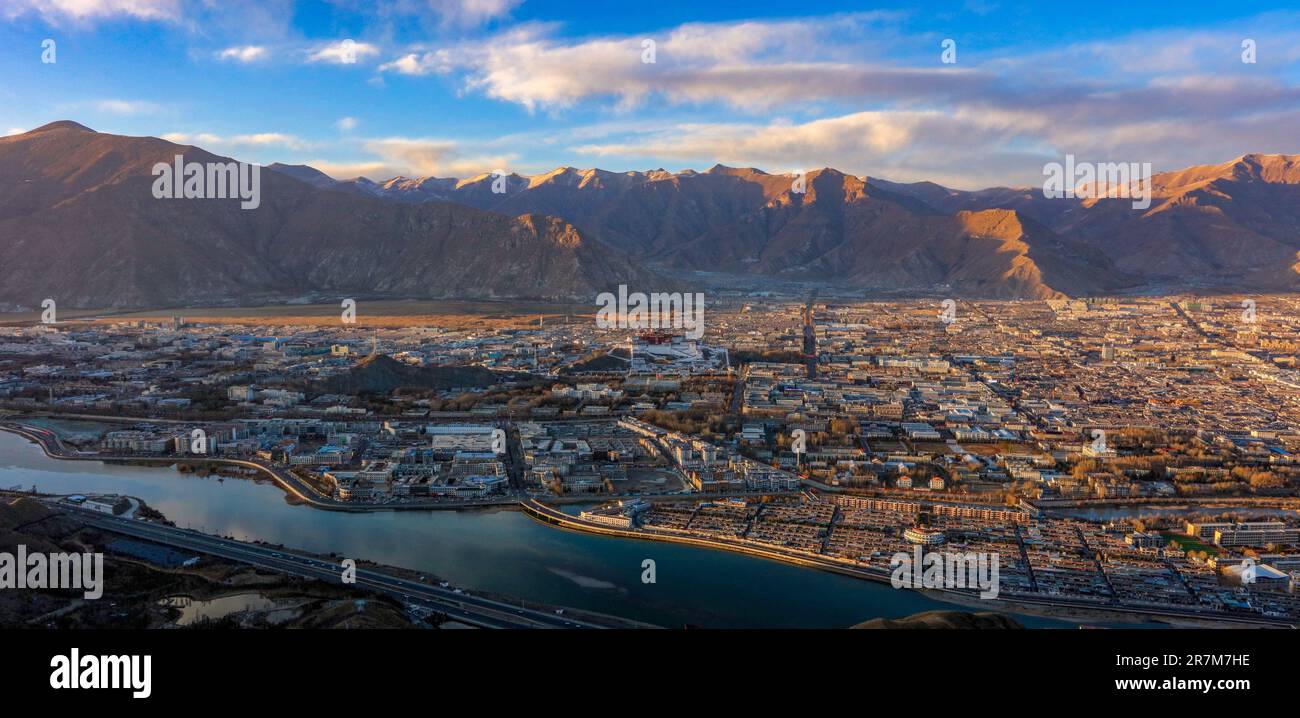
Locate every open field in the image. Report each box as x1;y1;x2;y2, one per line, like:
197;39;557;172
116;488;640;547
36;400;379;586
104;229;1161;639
1162;532;1222;556
0;307;111;325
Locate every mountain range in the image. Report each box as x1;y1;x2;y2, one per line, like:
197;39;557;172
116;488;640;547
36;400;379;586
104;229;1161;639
2;120;1297;309
0;122;654;309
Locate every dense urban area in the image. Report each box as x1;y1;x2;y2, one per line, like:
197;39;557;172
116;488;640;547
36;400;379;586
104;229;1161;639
3;293;1300;626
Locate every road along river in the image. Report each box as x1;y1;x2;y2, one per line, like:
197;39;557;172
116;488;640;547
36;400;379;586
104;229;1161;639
0;430;1090;628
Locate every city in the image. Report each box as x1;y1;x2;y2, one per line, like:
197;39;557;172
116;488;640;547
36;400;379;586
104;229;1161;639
2;295;1298;628
1;0;1295;702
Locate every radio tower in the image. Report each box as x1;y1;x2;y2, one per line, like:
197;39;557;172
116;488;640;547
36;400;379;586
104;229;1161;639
802;296;817;379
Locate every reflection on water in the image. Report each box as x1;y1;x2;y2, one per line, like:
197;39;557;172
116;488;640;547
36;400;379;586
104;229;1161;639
2;430;1086;628
160;593;300;626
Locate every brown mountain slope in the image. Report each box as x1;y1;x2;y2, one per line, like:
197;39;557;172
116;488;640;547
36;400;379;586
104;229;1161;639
876;154;1300;290
665;170;1123;298
341;164;807;255
341;163;1126;297
1061;154;1300;287
0;122;658;309
484;165;799;256
12;122;1293;303
865;177;1085;228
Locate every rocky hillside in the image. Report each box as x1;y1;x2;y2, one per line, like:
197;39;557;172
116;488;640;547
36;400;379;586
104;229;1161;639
0;122;658;309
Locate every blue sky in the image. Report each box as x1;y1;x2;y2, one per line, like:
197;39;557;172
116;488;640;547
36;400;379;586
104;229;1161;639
2;1;1298;188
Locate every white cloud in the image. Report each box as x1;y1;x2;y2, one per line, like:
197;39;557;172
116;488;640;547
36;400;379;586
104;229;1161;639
350;11;1300;188
303;160;390;181
84;99;163;115
234;132;308;150
305;40;380;65
389;14;939;111
563;74;1300;188
155;130;514;180
378;50;455;76
439;0;523;25
217;45;268;63
162;131;309;152
570;111;1039;188
161;131;222;145
2;0;181;23
356;136;517;177
51;8;1297;189
4;127;26;136
387;0;523;28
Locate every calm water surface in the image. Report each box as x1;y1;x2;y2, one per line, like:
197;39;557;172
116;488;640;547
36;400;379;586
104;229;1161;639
1;430;1088;628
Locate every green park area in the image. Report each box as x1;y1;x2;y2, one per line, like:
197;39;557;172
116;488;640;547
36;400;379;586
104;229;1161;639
1161;532;1221;557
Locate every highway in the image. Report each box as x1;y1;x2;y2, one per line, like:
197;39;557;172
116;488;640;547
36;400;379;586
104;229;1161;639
56;503;604;629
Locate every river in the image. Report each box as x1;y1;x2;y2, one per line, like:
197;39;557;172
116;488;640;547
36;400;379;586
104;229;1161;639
0;430;1086;628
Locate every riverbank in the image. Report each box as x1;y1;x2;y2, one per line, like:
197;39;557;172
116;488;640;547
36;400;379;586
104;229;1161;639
0;421;797;513
0;422;521;513
6;424;1287;629
520;500;1295;628
0;429;995;628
